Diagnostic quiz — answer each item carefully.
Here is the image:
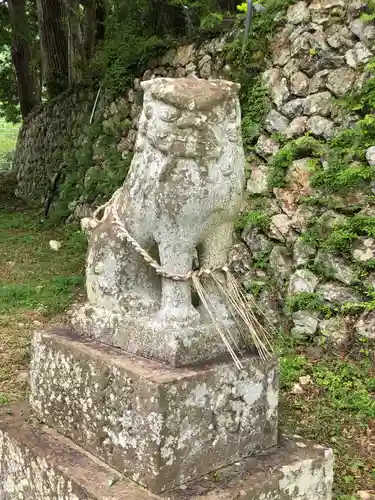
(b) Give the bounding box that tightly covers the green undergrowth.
[0,116,18,170]
[235,209,271,232]
[277,335,375,499]
[303,215,375,255]
[0,204,86,316]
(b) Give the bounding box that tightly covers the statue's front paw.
[155,306,200,327]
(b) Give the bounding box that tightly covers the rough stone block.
[30,328,278,494]
[72,304,243,367]
[0,405,334,500]
[0,404,157,500]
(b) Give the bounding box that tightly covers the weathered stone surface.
[291,310,320,338]
[319,316,349,347]
[255,135,280,159]
[314,251,358,285]
[285,116,308,138]
[281,98,306,119]
[291,205,316,232]
[345,42,372,68]
[283,58,301,78]
[290,71,310,97]
[307,115,335,139]
[352,237,375,262]
[326,67,357,97]
[315,210,346,237]
[288,270,319,295]
[265,109,290,134]
[269,246,294,286]
[173,45,195,67]
[229,243,252,277]
[287,1,310,24]
[268,214,297,243]
[262,68,290,108]
[274,158,314,216]
[355,310,375,339]
[164,437,334,499]
[350,18,375,46]
[294,238,316,267]
[309,70,329,93]
[0,405,334,500]
[310,0,345,11]
[366,146,375,166]
[241,226,273,260]
[0,404,158,500]
[304,92,333,116]
[246,162,269,194]
[317,282,363,305]
[326,25,355,49]
[30,328,279,494]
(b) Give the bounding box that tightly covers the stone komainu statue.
[73,77,249,365]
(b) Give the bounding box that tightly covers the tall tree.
[36,0,68,97]
[64,0,84,85]
[7,0,39,119]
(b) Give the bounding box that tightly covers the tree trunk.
[64,0,84,85]
[83,0,96,61]
[7,0,39,119]
[36,0,68,97]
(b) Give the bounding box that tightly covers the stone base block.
[71,304,243,366]
[0,404,158,500]
[0,405,334,500]
[30,328,278,494]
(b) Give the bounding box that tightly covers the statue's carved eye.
[145,105,153,120]
[160,109,180,123]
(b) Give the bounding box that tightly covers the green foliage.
[243,279,270,297]
[241,78,271,146]
[285,292,325,313]
[281,352,375,418]
[236,209,271,231]
[280,354,308,389]
[93,33,169,95]
[268,136,324,188]
[0,276,84,316]
[0,117,19,170]
[279,332,375,497]
[303,215,375,255]
[0,393,9,405]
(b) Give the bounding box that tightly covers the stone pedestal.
[0,405,334,500]
[30,328,278,493]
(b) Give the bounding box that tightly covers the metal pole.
[243,0,253,46]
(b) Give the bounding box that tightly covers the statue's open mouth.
[147,131,221,159]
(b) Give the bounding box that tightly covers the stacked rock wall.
[241,0,375,346]
[12,0,375,345]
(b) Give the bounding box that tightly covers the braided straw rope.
[93,189,222,282]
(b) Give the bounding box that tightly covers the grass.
[0,177,374,499]
[278,337,375,499]
[0,117,19,170]
[0,175,86,403]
